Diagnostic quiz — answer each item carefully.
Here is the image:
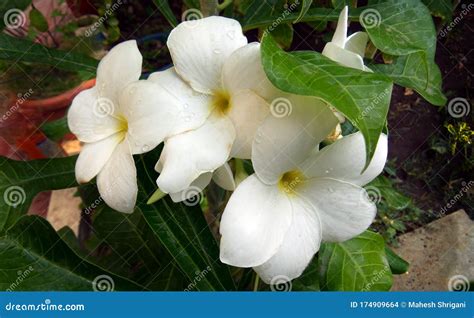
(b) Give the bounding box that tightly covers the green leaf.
[136,149,235,291]
[152,0,178,27]
[261,23,294,49]
[318,231,393,291]
[385,247,409,274]
[29,7,48,33]
[0,34,98,74]
[40,117,70,142]
[371,51,446,106]
[0,215,143,291]
[367,175,411,210]
[0,156,77,232]
[363,0,436,57]
[261,35,393,168]
[295,0,313,23]
[292,257,320,291]
[0,0,32,30]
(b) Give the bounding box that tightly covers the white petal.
[75,134,121,184]
[252,95,338,184]
[212,163,235,191]
[332,6,348,47]
[322,42,365,70]
[67,87,120,142]
[219,174,293,267]
[147,68,212,136]
[97,140,137,213]
[297,177,376,242]
[301,132,388,186]
[222,42,277,100]
[228,90,269,159]
[254,197,322,284]
[156,113,235,193]
[167,16,247,94]
[96,40,142,103]
[345,32,368,58]
[120,79,210,155]
[168,172,213,203]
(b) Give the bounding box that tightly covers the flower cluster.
[68,7,388,283]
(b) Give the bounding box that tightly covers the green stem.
[200,0,218,17]
[253,273,260,291]
[217,0,233,11]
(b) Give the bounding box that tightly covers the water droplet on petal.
[213,49,221,54]
[142,144,150,152]
[328,188,335,193]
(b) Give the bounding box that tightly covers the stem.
[217,0,233,11]
[253,273,260,291]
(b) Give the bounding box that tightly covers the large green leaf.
[318,231,393,291]
[0,34,98,74]
[294,0,313,23]
[292,257,320,291]
[371,51,446,106]
[385,247,409,274]
[152,0,178,27]
[363,0,436,57]
[136,149,235,291]
[0,0,32,29]
[422,0,453,23]
[0,215,142,291]
[0,156,77,232]
[261,35,393,167]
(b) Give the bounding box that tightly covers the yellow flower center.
[116,114,128,142]
[211,90,231,115]
[278,170,305,195]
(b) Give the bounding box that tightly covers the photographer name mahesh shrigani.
[408,301,467,309]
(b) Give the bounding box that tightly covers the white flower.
[219,132,388,283]
[322,6,370,71]
[68,40,206,213]
[149,16,276,197]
